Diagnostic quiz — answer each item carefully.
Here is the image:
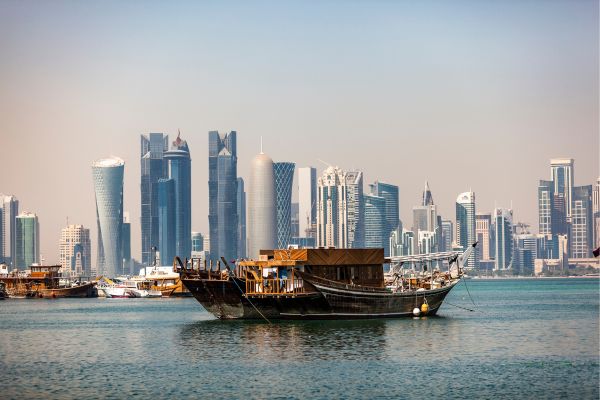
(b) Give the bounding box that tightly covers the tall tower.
[247,152,276,258]
[370,181,399,256]
[476,213,492,261]
[364,194,386,249]
[15,212,39,269]
[237,177,247,258]
[165,133,192,260]
[208,131,238,261]
[494,208,513,270]
[157,178,176,266]
[59,224,91,276]
[593,177,600,249]
[274,162,295,249]
[92,157,124,278]
[316,166,365,249]
[0,194,19,266]
[570,185,593,258]
[456,191,477,270]
[550,158,574,217]
[140,133,168,266]
[298,167,317,238]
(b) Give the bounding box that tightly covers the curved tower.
[274,162,295,249]
[248,152,276,258]
[92,157,124,278]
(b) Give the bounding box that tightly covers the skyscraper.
[165,133,192,260]
[121,212,131,275]
[191,232,204,252]
[15,212,39,269]
[247,151,276,258]
[412,182,438,254]
[364,194,386,249]
[538,180,554,235]
[317,166,365,249]
[157,178,176,266]
[237,177,247,258]
[140,133,168,265]
[422,181,434,206]
[456,191,477,270]
[494,208,513,270]
[92,157,124,278]
[274,162,295,249]
[298,167,317,238]
[0,194,19,266]
[593,177,600,249]
[441,220,453,252]
[570,185,593,258]
[369,181,399,256]
[59,224,91,276]
[208,131,238,261]
[550,158,574,217]
[476,213,492,261]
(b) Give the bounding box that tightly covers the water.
[1,278,598,399]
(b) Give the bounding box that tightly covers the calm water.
[1,278,598,399]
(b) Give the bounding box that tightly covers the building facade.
[140,133,169,266]
[164,133,192,260]
[92,157,124,278]
[247,152,277,258]
[208,131,238,261]
[122,212,132,275]
[0,194,19,266]
[59,224,91,276]
[369,181,399,256]
[298,167,317,238]
[456,191,477,270]
[550,158,574,217]
[570,185,593,258]
[15,212,40,269]
[494,208,513,270]
[274,162,295,249]
[364,194,386,249]
[476,213,492,261]
[157,178,176,266]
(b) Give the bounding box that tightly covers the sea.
[0,278,598,399]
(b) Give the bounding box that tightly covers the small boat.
[100,286,135,298]
[178,243,477,320]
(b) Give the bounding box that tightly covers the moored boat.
[178,243,477,320]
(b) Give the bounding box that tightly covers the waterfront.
[0,278,598,399]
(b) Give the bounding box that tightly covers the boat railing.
[245,278,305,296]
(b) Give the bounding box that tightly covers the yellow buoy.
[420,303,429,314]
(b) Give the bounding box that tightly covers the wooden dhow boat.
[177,243,477,320]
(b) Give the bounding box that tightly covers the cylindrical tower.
[92,157,124,278]
[248,152,276,258]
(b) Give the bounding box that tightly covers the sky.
[0,0,598,265]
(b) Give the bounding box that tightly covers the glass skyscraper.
[550,158,574,217]
[298,167,317,238]
[364,194,386,249]
[15,212,39,269]
[157,178,176,265]
[164,134,191,261]
[237,177,246,258]
[92,157,124,278]
[0,194,19,266]
[140,133,169,266]
[274,162,295,249]
[456,191,477,271]
[570,185,593,258]
[494,208,513,270]
[208,131,238,261]
[369,181,399,256]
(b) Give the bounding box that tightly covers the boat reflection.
[178,319,388,362]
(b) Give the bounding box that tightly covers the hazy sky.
[0,0,598,264]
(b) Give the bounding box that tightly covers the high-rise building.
[456,191,477,270]
[494,208,513,270]
[298,167,317,238]
[441,220,453,252]
[208,131,238,261]
[593,177,600,249]
[59,224,91,276]
[92,157,124,278]
[0,194,19,266]
[192,232,204,253]
[165,133,192,260]
[538,179,568,237]
[248,151,277,258]
[369,181,399,256]
[412,183,438,254]
[550,158,574,217]
[140,133,169,266]
[476,213,492,261]
[122,212,132,275]
[236,178,246,258]
[422,181,434,206]
[291,203,299,238]
[570,185,593,258]
[364,194,386,249]
[390,224,414,257]
[317,166,365,249]
[274,162,295,249]
[15,212,39,269]
[157,178,176,266]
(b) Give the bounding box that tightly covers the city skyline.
[0,1,598,264]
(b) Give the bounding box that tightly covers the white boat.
[101,286,134,298]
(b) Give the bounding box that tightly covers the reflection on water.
[0,279,598,399]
